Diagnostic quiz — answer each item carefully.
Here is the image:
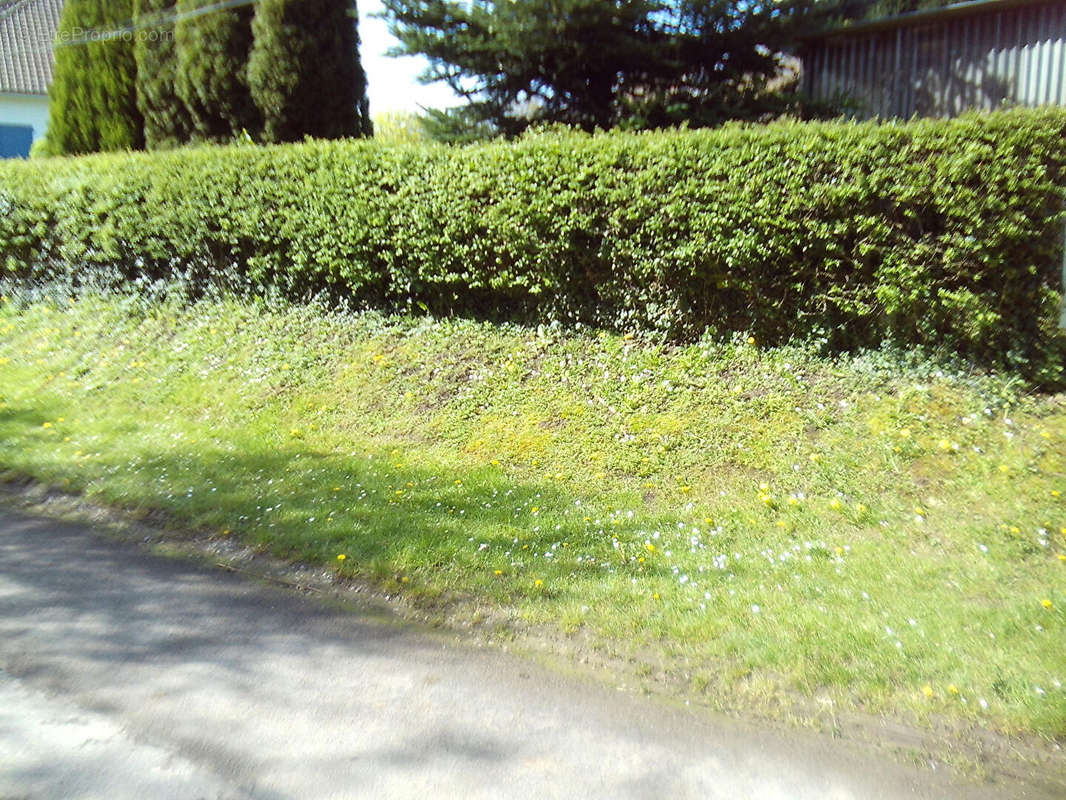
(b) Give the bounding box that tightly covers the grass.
[1,287,1064,743]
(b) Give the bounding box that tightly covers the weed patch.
[1,290,1064,741]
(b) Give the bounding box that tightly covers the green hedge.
[2,108,1065,383]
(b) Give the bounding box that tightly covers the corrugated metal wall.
[802,1,1066,118]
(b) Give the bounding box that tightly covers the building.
[0,0,62,157]
[801,0,1066,119]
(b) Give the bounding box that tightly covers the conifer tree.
[45,0,144,154]
[381,0,858,132]
[174,0,261,142]
[133,0,191,149]
[248,0,372,142]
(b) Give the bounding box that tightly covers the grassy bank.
[1,289,1064,740]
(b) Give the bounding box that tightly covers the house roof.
[0,0,62,95]
[804,0,1057,42]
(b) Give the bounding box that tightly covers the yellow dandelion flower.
[922,685,935,699]
[494,570,503,576]
[41,421,52,428]
[999,464,1010,473]
[1041,598,1053,609]
[646,543,656,553]
[1009,525,1021,535]
[336,554,346,561]
[948,684,959,695]
[534,579,543,587]
[829,498,843,510]
[653,592,661,600]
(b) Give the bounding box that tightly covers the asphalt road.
[0,505,1048,799]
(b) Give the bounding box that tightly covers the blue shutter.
[0,125,34,158]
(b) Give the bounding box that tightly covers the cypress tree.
[45,0,144,155]
[174,0,261,142]
[133,0,191,149]
[248,0,372,142]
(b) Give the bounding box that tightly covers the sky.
[359,0,462,115]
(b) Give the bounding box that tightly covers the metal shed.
[800,0,1066,119]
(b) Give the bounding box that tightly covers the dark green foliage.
[248,0,372,142]
[3,109,1065,384]
[44,0,144,155]
[381,0,657,133]
[174,0,261,142]
[858,0,955,17]
[417,106,496,144]
[380,0,848,133]
[134,0,191,150]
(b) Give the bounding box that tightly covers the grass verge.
[1,289,1064,745]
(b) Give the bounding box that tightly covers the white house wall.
[0,93,50,143]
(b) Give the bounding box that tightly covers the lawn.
[1,288,1064,743]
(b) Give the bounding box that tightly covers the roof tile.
[0,0,63,95]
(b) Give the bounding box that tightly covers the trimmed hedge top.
[2,108,1065,383]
